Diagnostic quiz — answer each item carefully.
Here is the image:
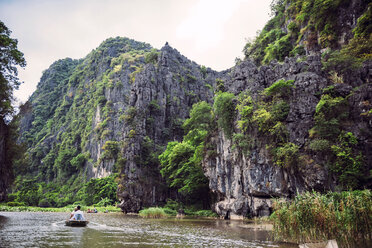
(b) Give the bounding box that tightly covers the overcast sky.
[0,0,272,104]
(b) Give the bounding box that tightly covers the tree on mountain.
[0,20,26,119]
[159,101,213,207]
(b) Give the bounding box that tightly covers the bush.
[16,179,41,206]
[331,132,364,189]
[215,78,225,92]
[7,202,26,207]
[7,193,17,202]
[274,142,299,167]
[164,199,182,211]
[269,122,288,143]
[253,108,272,133]
[213,92,236,138]
[232,133,252,156]
[322,35,372,76]
[120,106,137,125]
[70,153,86,169]
[236,91,254,132]
[271,100,290,121]
[263,34,293,63]
[144,49,159,64]
[309,139,330,151]
[163,208,177,216]
[38,199,51,208]
[96,197,113,207]
[139,207,168,218]
[264,79,294,98]
[102,140,119,159]
[183,101,213,133]
[81,175,118,206]
[312,94,348,140]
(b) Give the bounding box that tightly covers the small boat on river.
[65,220,89,227]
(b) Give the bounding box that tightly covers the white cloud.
[176,0,246,51]
[0,0,271,104]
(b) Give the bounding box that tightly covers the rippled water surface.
[0,212,296,247]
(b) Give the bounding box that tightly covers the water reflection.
[0,212,296,248]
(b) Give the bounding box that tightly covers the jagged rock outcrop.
[116,43,221,212]
[17,37,222,211]
[203,55,372,218]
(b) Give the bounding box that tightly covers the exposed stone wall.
[117,44,222,212]
[203,56,372,218]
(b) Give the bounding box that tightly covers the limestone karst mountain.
[10,0,371,217]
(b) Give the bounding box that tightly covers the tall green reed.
[271,190,371,247]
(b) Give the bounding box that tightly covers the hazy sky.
[0,0,272,104]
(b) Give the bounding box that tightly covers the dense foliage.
[0,21,26,118]
[308,87,368,189]
[243,0,371,66]
[0,21,25,202]
[234,80,296,167]
[159,101,213,205]
[271,190,372,246]
[8,175,118,207]
[213,92,236,138]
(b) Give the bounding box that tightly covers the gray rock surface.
[203,55,372,218]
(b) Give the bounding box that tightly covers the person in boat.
[93,207,97,213]
[70,207,77,219]
[70,206,85,221]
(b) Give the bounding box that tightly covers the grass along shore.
[139,207,218,218]
[0,204,121,213]
[0,203,218,218]
[270,190,372,247]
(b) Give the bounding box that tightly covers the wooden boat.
[299,240,338,248]
[65,220,89,227]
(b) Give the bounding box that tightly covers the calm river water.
[0,212,296,248]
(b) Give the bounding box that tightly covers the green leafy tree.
[16,179,41,206]
[81,175,118,206]
[0,21,26,118]
[183,101,214,145]
[159,102,213,205]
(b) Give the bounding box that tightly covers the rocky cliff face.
[113,43,221,212]
[18,37,221,211]
[0,119,12,201]
[203,56,372,219]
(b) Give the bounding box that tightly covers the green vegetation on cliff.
[11,37,155,206]
[244,0,371,66]
[159,101,213,205]
[8,175,118,207]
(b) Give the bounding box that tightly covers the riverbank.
[0,204,121,213]
[139,206,219,218]
[0,204,219,218]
